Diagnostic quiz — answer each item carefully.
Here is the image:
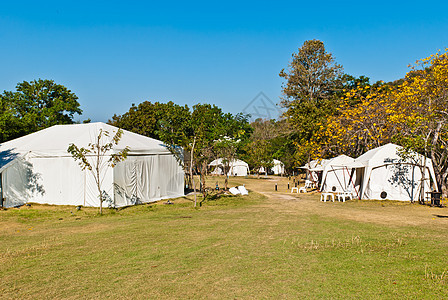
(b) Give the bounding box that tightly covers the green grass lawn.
[1,177,447,299]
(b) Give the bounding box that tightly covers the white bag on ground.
[229,187,241,195]
[238,186,248,195]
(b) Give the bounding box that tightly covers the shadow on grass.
[433,214,448,218]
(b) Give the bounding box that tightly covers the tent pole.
[84,169,86,206]
[345,166,360,200]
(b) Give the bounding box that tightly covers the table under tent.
[209,158,249,176]
[0,122,184,208]
[320,144,438,201]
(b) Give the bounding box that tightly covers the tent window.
[380,191,387,199]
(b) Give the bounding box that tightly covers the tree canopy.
[279,39,344,164]
[0,79,82,142]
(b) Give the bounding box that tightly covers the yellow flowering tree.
[321,50,448,197]
[391,51,448,197]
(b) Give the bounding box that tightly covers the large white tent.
[209,158,249,176]
[320,155,355,193]
[346,143,438,201]
[0,123,184,208]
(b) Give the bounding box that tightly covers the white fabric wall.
[272,164,284,175]
[1,154,182,208]
[13,157,113,207]
[113,154,184,207]
[362,164,430,201]
[321,168,353,193]
[2,159,30,207]
[29,157,85,206]
[229,165,248,176]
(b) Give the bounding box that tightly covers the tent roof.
[273,159,284,166]
[324,154,355,168]
[347,143,431,168]
[356,143,398,163]
[0,122,170,161]
[301,159,331,171]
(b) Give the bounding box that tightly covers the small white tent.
[320,155,355,193]
[0,123,184,208]
[258,159,285,175]
[209,158,249,176]
[300,159,331,187]
[272,159,285,175]
[347,143,438,201]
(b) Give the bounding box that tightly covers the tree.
[318,81,395,158]
[268,119,296,174]
[243,119,277,176]
[109,101,190,141]
[157,103,224,206]
[279,40,343,164]
[190,104,231,203]
[214,113,251,188]
[67,129,129,214]
[0,79,82,142]
[391,51,448,197]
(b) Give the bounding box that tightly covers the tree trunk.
[190,138,197,207]
[441,172,448,198]
[223,164,229,190]
[97,182,103,215]
[96,139,103,215]
[201,161,207,199]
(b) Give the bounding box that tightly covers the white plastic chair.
[304,180,315,189]
[320,193,335,202]
[336,188,354,202]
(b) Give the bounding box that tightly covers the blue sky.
[1,1,448,122]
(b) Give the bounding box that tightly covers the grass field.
[1,176,447,299]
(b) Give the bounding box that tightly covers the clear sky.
[1,1,448,122]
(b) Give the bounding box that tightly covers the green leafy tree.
[0,79,82,141]
[190,104,229,202]
[157,103,222,206]
[269,119,296,174]
[214,113,251,188]
[67,129,130,214]
[243,119,275,176]
[109,101,190,141]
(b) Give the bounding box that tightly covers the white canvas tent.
[345,143,438,201]
[258,159,285,175]
[209,158,249,176]
[0,123,184,208]
[300,159,331,187]
[272,159,285,175]
[320,155,355,193]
